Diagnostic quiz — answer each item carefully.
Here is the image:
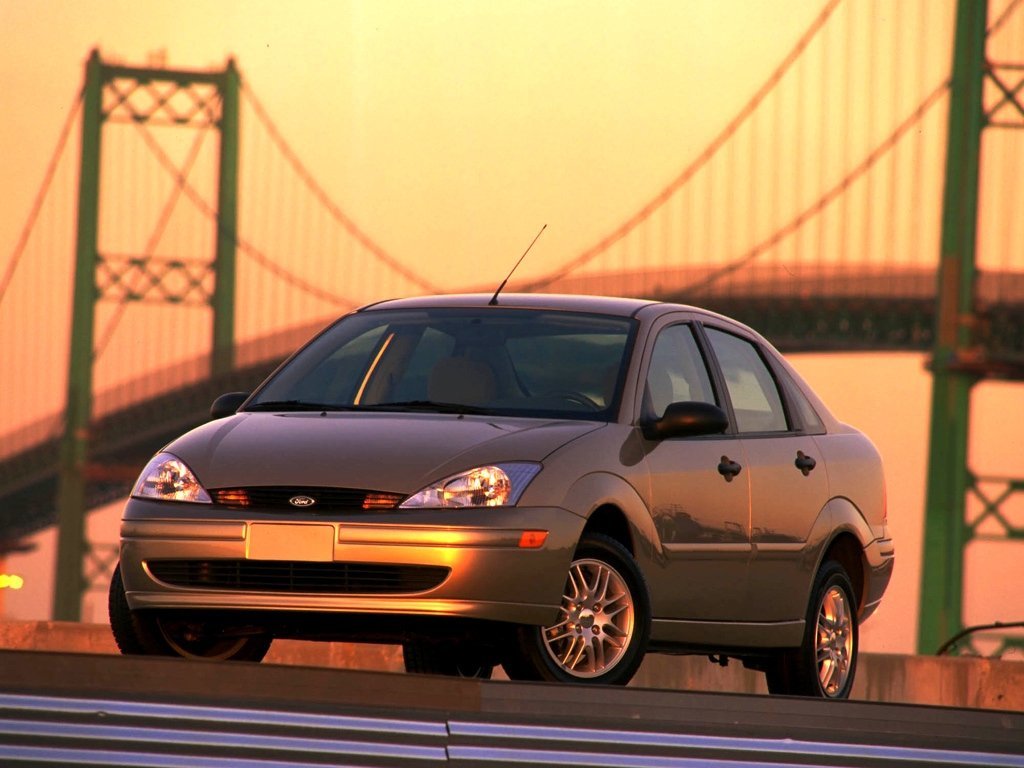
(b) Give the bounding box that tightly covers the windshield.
[248,307,636,420]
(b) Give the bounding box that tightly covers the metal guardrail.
[443,718,1024,767]
[2,687,1024,767]
[0,693,448,767]
[2,675,1024,765]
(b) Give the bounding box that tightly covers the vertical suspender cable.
[863,0,879,268]
[884,0,900,291]
[794,41,806,268]
[748,102,758,277]
[839,0,853,267]
[910,0,927,267]
[817,12,829,294]
[770,68,782,277]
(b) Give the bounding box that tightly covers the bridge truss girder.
[54,50,240,621]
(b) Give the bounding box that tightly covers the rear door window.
[704,327,788,434]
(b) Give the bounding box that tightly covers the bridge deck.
[3,269,1023,544]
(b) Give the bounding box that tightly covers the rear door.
[702,325,830,622]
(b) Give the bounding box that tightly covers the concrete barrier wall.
[1,620,1020,712]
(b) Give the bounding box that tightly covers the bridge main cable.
[523,0,843,292]
[681,79,950,297]
[0,91,82,306]
[241,83,443,296]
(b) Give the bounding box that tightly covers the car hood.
[166,411,604,494]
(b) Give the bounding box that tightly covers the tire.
[766,560,858,698]
[402,639,494,679]
[502,533,650,685]
[108,561,272,662]
[109,562,163,656]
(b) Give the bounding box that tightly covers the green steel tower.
[53,50,240,621]
[919,0,1024,654]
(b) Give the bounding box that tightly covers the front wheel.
[503,533,650,685]
[766,560,858,698]
[108,562,272,662]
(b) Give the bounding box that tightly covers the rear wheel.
[402,639,494,679]
[502,533,650,685]
[108,562,272,662]
[766,560,858,698]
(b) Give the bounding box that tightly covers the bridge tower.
[54,50,240,620]
[919,0,1024,653]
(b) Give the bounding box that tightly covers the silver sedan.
[110,293,894,698]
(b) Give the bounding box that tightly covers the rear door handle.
[718,456,742,482]
[795,450,817,476]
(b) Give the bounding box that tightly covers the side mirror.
[641,401,729,440]
[210,392,250,420]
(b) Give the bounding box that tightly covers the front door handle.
[718,456,742,482]
[795,450,817,476]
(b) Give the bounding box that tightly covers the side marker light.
[518,530,548,549]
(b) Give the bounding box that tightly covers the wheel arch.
[582,504,635,555]
[561,471,659,562]
[820,531,867,616]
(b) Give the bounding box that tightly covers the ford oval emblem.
[289,495,316,508]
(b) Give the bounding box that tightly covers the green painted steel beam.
[212,59,240,376]
[54,50,104,621]
[100,62,226,87]
[52,50,241,621]
[918,0,988,655]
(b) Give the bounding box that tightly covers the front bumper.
[118,498,585,628]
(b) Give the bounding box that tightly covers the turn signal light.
[518,530,548,549]
[214,489,250,507]
[363,492,404,510]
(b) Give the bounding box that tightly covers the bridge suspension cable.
[681,80,950,297]
[93,122,212,362]
[0,92,82,306]
[989,0,1024,35]
[240,84,442,295]
[123,104,362,309]
[524,0,843,291]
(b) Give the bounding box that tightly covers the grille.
[148,560,450,594]
[209,487,405,512]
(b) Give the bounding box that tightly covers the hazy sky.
[0,0,828,284]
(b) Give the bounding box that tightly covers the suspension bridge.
[0,0,1021,654]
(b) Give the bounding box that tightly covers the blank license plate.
[248,524,334,562]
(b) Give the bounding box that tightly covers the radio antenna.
[489,224,547,306]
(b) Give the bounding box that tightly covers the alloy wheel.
[541,557,635,678]
[815,585,853,696]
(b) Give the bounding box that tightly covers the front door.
[639,322,751,621]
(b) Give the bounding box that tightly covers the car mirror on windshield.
[641,401,729,440]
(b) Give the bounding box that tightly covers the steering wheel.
[548,391,602,410]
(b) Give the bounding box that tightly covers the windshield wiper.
[244,400,352,412]
[364,400,491,415]
[246,399,492,415]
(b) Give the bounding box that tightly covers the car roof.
[361,293,682,317]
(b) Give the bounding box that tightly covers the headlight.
[400,462,541,509]
[132,452,212,503]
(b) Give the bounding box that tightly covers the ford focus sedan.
[110,293,893,698]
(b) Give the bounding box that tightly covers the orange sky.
[2,1,1023,656]
[0,0,831,285]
